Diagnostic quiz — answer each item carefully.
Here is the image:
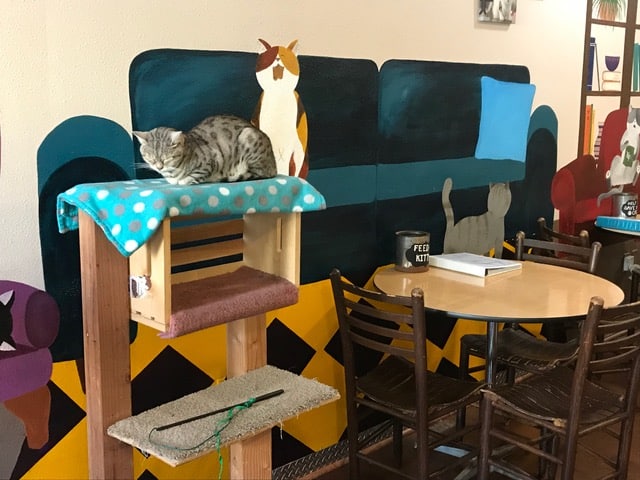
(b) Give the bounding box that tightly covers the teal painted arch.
[37,115,134,192]
[528,105,558,142]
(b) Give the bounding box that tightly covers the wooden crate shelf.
[129,214,301,336]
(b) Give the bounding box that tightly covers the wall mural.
[253,39,309,178]
[3,42,558,479]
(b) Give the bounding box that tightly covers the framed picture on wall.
[478,0,517,24]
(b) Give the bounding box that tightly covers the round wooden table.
[374,261,625,384]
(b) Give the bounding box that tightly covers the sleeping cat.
[0,290,16,351]
[442,177,511,258]
[253,39,309,178]
[133,115,277,185]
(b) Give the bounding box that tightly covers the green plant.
[593,0,627,21]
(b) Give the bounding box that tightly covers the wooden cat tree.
[58,176,335,479]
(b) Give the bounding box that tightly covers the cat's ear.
[287,40,299,53]
[0,290,15,309]
[133,131,149,145]
[258,38,272,53]
[169,131,184,146]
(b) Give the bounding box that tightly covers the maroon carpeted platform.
[163,266,298,338]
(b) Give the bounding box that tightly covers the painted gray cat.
[133,115,277,185]
[442,177,511,258]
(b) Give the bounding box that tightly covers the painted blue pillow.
[475,76,536,162]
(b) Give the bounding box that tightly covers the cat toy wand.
[154,389,285,432]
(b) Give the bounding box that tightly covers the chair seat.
[482,366,625,429]
[358,356,482,416]
[462,328,578,372]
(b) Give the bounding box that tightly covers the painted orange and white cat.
[253,39,309,178]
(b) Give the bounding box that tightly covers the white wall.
[0,0,586,288]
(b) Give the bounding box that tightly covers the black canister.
[395,230,430,272]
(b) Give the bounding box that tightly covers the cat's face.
[133,128,185,180]
[255,39,300,92]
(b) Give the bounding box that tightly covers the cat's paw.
[166,177,179,185]
[178,177,197,185]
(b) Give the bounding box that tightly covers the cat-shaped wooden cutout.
[598,106,640,206]
[0,290,16,351]
[253,39,309,178]
[442,177,511,259]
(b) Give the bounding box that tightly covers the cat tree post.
[78,211,133,479]
[225,212,301,479]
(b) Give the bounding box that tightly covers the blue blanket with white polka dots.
[57,175,326,257]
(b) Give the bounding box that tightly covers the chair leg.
[615,416,635,479]
[539,427,558,480]
[477,395,493,480]
[345,397,360,480]
[392,419,403,467]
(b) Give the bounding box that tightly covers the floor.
[304,384,640,479]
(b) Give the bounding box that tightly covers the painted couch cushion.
[475,76,536,162]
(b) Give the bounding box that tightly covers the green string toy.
[148,389,284,479]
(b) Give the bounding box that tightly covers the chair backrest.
[515,230,602,273]
[329,268,427,396]
[536,217,590,248]
[565,297,640,443]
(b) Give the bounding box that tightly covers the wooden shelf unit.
[78,210,302,479]
[579,0,640,157]
[129,214,300,334]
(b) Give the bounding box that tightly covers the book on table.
[429,252,522,277]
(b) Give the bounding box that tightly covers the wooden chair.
[521,225,601,342]
[536,216,590,249]
[457,231,602,427]
[478,296,640,480]
[329,268,482,479]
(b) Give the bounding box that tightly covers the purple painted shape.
[0,348,52,402]
[0,281,59,348]
[0,281,59,401]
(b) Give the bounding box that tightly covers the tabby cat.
[0,290,16,351]
[442,177,511,258]
[133,115,277,185]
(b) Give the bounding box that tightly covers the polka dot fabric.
[57,175,326,257]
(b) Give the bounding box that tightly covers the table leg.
[79,212,132,479]
[484,321,499,386]
[476,320,500,480]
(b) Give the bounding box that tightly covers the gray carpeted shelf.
[107,365,340,467]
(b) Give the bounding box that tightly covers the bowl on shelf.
[605,55,621,71]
